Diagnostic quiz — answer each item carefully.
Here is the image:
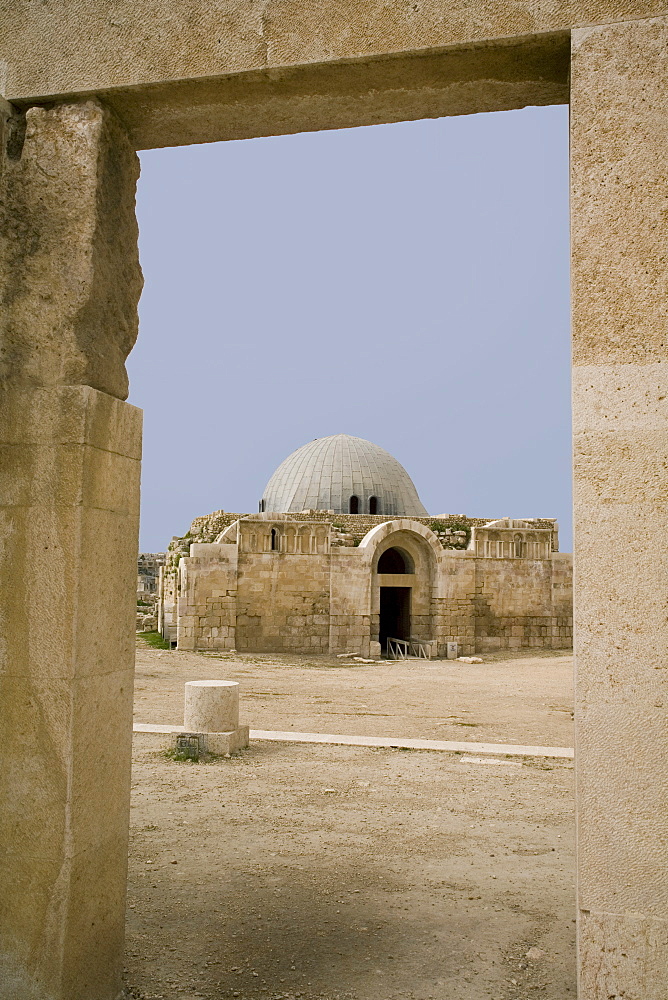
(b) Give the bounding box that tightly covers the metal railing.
[386,637,434,660]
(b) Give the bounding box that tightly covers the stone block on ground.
[172,727,250,757]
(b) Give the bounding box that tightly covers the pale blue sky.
[128,104,571,552]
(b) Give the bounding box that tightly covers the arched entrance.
[360,521,442,656]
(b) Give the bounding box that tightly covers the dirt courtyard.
[125,648,575,1000]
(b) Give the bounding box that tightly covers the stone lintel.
[7,32,569,151]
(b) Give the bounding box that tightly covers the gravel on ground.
[125,647,575,1000]
[133,647,574,748]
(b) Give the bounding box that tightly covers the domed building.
[158,436,572,659]
[259,434,428,517]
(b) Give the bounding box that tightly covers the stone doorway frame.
[379,585,412,649]
[1,8,667,999]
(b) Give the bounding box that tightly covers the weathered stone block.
[0,102,142,401]
[0,385,140,1000]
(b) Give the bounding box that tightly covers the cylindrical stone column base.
[184,680,239,732]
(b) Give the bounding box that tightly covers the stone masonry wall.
[432,553,477,656]
[189,510,560,550]
[473,557,573,653]
[235,551,331,653]
[329,548,373,656]
[177,545,238,652]
[168,518,571,657]
[159,566,178,645]
[551,553,573,619]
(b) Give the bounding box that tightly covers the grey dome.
[260,434,428,516]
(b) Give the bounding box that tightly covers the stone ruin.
[2,6,666,998]
[136,552,165,631]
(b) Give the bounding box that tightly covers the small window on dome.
[349,495,359,514]
[369,496,378,514]
[270,527,279,551]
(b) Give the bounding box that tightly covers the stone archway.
[2,11,667,999]
[359,519,441,653]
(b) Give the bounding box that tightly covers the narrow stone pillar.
[571,18,668,999]
[0,100,142,999]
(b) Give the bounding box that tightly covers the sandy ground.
[125,648,575,1000]
[133,647,574,748]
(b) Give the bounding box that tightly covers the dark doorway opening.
[379,587,411,651]
[349,495,359,514]
[378,547,412,574]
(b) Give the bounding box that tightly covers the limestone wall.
[473,555,572,653]
[177,544,238,652]
[329,548,373,656]
[235,559,330,653]
[429,550,572,656]
[189,509,560,550]
[158,565,179,646]
[137,552,165,595]
[235,553,331,654]
[551,553,574,620]
[168,517,572,656]
[432,552,478,656]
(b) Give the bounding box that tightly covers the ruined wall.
[551,553,573,620]
[432,552,478,657]
[234,554,330,653]
[473,556,573,653]
[189,509,559,549]
[173,517,572,656]
[467,523,572,652]
[329,548,372,656]
[177,544,238,652]
[234,519,331,653]
[158,565,178,645]
[137,552,165,595]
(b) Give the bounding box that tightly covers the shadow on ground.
[125,737,576,1000]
